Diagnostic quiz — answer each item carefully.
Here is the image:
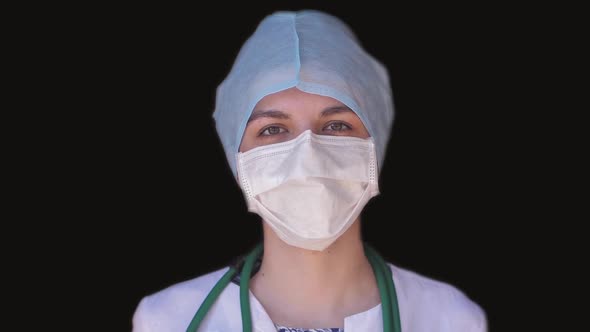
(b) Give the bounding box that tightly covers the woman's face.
[239,88,370,152]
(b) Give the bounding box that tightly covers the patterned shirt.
[275,326,343,332]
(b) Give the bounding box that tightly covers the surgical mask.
[236,130,379,251]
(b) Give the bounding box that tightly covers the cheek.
[359,121,371,137]
[353,120,370,138]
[360,127,370,138]
[239,129,260,153]
[238,138,251,153]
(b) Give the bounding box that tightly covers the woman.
[132,9,487,331]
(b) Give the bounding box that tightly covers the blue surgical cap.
[213,10,395,177]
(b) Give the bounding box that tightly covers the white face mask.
[236,130,379,251]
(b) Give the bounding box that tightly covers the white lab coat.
[132,263,487,331]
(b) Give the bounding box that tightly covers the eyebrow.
[247,109,291,123]
[247,105,354,123]
[320,106,354,117]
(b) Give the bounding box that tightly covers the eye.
[323,121,352,132]
[259,125,287,136]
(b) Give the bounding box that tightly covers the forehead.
[253,88,347,114]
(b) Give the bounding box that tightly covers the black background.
[46,2,556,331]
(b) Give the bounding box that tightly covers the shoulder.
[389,263,488,332]
[132,267,230,332]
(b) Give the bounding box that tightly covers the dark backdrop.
[64,2,545,331]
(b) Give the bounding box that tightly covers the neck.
[250,218,380,328]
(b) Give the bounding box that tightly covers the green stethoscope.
[186,242,402,332]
